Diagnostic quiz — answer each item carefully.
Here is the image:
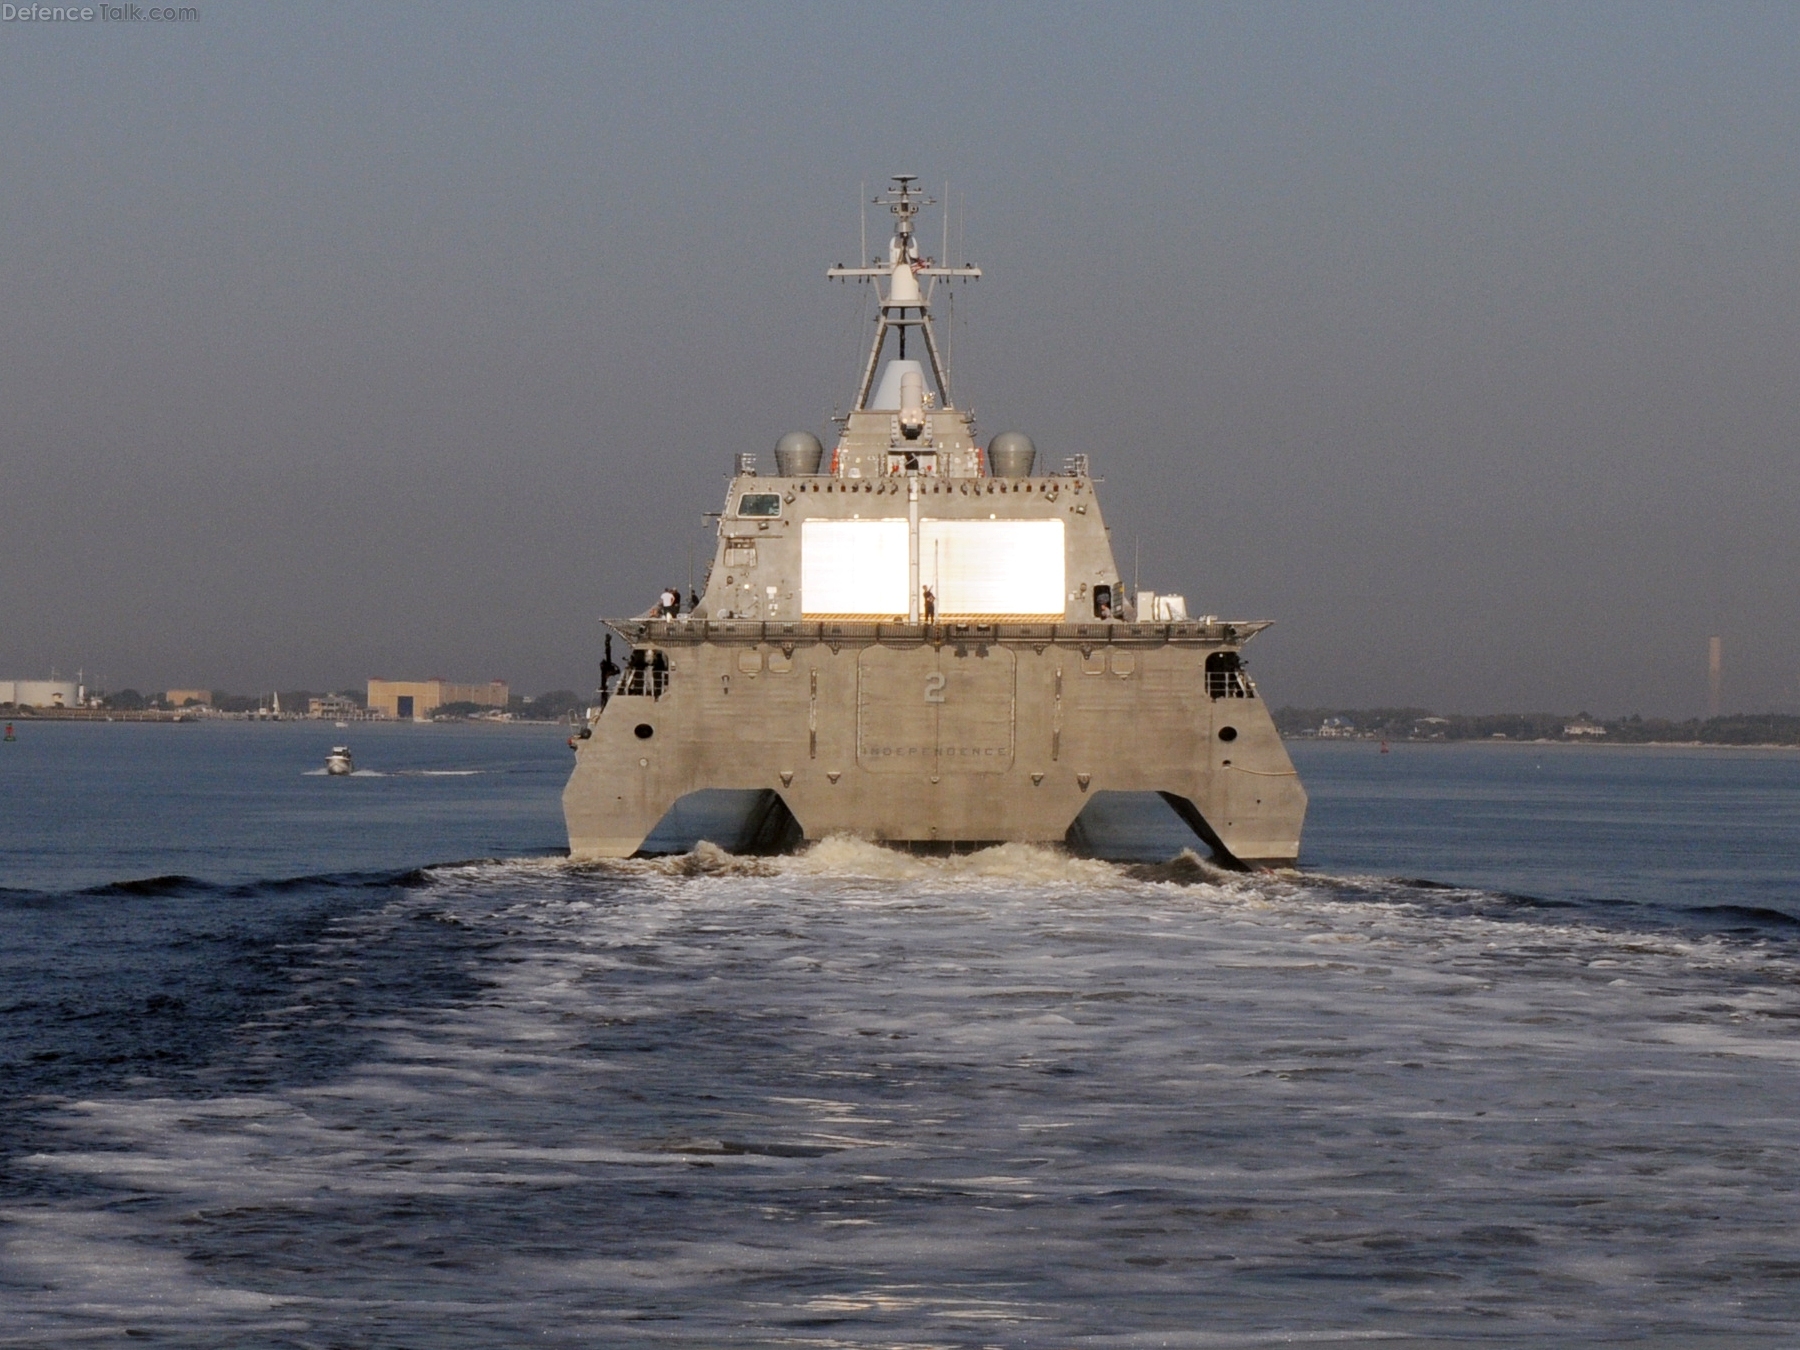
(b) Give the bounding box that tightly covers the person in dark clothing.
[597,635,621,709]
[922,586,936,624]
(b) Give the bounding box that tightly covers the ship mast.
[828,175,980,410]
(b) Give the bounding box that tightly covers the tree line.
[1274,707,1800,745]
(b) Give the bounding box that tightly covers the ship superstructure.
[564,177,1305,865]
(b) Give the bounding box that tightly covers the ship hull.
[563,620,1304,867]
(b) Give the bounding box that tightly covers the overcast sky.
[2,2,1796,715]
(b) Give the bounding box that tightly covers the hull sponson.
[563,619,1305,866]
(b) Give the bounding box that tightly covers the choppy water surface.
[2,728,1798,1346]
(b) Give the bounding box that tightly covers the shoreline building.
[164,689,212,709]
[367,678,508,721]
[1,679,80,708]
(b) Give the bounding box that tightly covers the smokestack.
[1707,636,1722,719]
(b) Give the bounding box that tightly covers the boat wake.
[530,835,1800,937]
[299,768,486,778]
[7,841,1800,1345]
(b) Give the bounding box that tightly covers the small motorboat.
[325,746,354,776]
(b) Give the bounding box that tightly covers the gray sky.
[2,2,1796,716]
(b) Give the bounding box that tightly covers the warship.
[564,177,1305,866]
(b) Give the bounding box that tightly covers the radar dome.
[773,431,824,476]
[986,432,1036,478]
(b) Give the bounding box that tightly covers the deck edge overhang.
[603,618,1275,648]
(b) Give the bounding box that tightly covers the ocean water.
[2,724,1799,1347]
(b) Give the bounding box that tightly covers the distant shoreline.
[0,709,573,727]
[1,708,197,723]
[1278,707,1800,751]
[9,709,1792,749]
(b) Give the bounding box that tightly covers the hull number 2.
[924,672,946,703]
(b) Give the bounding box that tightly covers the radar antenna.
[828,175,979,410]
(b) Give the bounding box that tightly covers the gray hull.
[564,617,1304,867]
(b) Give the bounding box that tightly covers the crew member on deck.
[598,636,621,709]
[922,585,936,624]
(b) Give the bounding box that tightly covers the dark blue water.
[3,724,1798,1347]
[1295,740,1800,923]
[1,719,568,891]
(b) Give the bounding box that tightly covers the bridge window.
[738,493,781,517]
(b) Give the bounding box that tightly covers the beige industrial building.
[367,678,508,721]
[164,689,212,708]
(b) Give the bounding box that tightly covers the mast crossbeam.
[842,176,979,412]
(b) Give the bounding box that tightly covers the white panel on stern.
[801,519,910,617]
[921,519,1065,617]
